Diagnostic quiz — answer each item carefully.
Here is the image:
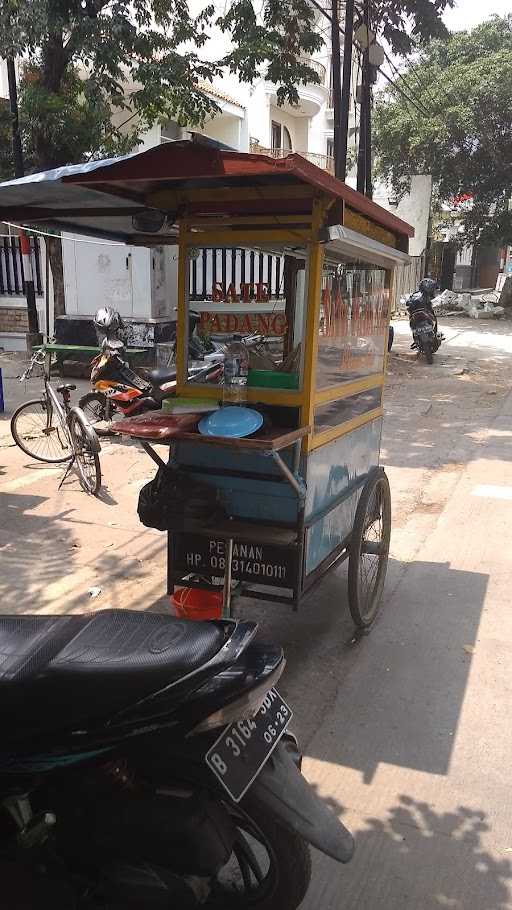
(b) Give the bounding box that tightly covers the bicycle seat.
[57,383,77,393]
[146,368,177,386]
[0,610,227,740]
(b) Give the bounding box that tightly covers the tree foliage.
[0,0,323,175]
[371,0,453,56]
[374,15,512,246]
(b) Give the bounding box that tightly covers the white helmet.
[94,307,122,334]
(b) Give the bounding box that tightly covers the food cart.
[0,139,413,629]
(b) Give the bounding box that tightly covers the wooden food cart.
[0,140,414,629]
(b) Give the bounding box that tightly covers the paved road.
[1,321,512,908]
[302,322,512,909]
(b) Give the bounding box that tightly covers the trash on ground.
[88,586,102,598]
[431,289,504,319]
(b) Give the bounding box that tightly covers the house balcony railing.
[265,57,328,116]
[249,142,335,176]
[300,56,327,85]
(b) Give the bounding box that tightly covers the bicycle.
[10,348,102,495]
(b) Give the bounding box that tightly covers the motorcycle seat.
[57,384,77,393]
[146,367,177,386]
[0,610,227,737]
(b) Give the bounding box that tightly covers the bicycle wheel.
[78,391,120,435]
[79,391,109,424]
[348,468,391,629]
[11,398,71,463]
[68,411,101,495]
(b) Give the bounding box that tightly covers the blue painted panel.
[201,473,298,522]
[305,487,359,574]
[173,444,299,523]
[305,418,382,521]
[174,442,295,475]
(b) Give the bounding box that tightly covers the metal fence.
[249,140,335,175]
[0,235,43,296]
[189,247,286,301]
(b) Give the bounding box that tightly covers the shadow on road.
[0,486,165,615]
[304,794,511,909]
[383,339,512,471]
[299,557,488,782]
[231,554,489,786]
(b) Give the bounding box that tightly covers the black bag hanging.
[137,465,227,531]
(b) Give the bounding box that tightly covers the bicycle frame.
[44,379,68,432]
[15,346,101,494]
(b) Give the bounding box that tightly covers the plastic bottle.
[223,336,249,406]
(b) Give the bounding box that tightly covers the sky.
[443,0,510,31]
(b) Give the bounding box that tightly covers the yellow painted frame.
[314,373,384,405]
[309,407,384,451]
[173,188,396,453]
[148,184,317,209]
[176,213,321,405]
[182,228,312,247]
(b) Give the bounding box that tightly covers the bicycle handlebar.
[18,349,47,383]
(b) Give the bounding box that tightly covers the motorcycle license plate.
[205,689,292,802]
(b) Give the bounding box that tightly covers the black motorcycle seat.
[56,383,77,393]
[147,367,177,386]
[0,610,226,737]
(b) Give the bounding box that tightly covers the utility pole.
[6,56,40,339]
[331,0,343,179]
[338,0,355,181]
[356,0,371,196]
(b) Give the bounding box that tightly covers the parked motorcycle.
[79,308,265,427]
[79,309,223,426]
[79,341,222,426]
[0,609,354,908]
[406,277,444,364]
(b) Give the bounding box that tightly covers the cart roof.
[0,140,414,244]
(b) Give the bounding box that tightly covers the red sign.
[211,282,270,303]
[199,311,288,336]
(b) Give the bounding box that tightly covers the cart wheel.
[348,467,391,630]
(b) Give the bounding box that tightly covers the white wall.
[268,105,309,152]
[374,176,433,257]
[0,60,8,99]
[62,235,152,319]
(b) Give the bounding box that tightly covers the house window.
[271,121,281,150]
[271,121,293,152]
[326,138,335,159]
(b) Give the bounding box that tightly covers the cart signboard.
[173,534,298,587]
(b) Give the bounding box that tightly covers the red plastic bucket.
[170,587,223,621]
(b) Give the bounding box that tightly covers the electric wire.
[307,0,433,118]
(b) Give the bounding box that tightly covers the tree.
[374,15,512,247]
[0,0,323,312]
[370,0,453,56]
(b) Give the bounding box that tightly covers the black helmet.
[419,277,437,297]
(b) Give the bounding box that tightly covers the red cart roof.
[0,140,413,244]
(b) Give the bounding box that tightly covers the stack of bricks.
[0,307,29,334]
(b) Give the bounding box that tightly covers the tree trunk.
[47,235,65,317]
